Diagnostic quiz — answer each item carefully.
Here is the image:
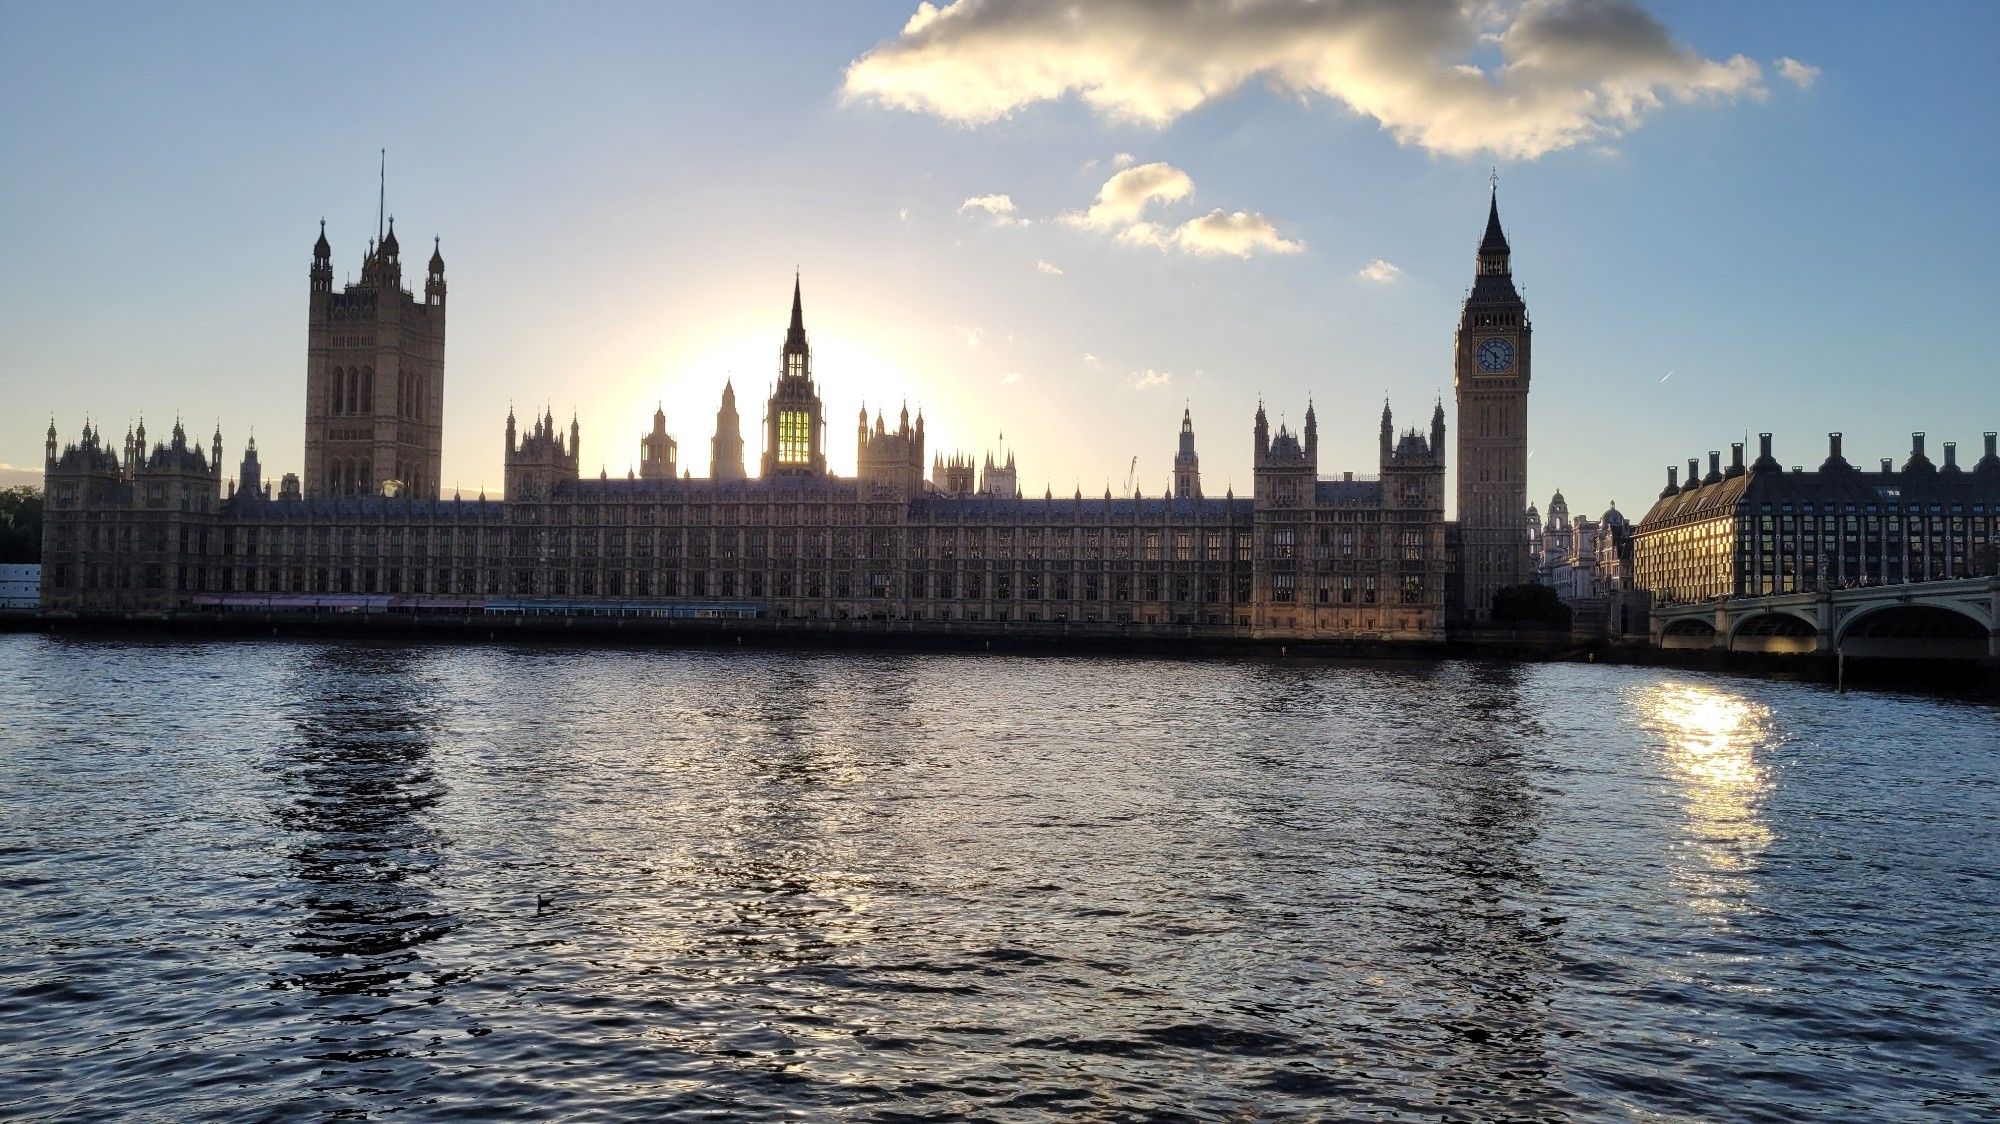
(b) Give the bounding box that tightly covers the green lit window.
[777,410,810,464]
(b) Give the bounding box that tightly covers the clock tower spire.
[1453,181,1532,622]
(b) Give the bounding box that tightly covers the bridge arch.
[1729,611,1820,654]
[1659,616,1719,649]
[1835,603,1991,659]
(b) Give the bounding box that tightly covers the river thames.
[1,635,1995,1120]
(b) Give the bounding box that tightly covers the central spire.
[784,271,808,357]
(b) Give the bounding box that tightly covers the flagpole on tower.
[377,148,386,245]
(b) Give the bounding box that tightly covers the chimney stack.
[1912,432,1925,459]
[1728,442,1744,477]
[1943,441,1958,470]
[1662,464,1679,497]
[1829,432,1842,460]
[1760,433,1773,459]
[1987,432,1998,459]
[1705,450,1722,484]
[1881,459,1893,473]
[1686,458,1700,490]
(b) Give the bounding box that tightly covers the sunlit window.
[777,410,810,464]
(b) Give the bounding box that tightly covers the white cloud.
[1059,162,1300,257]
[959,193,1024,224]
[1066,161,1194,228]
[845,0,1769,160]
[898,206,911,221]
[961,326,984,347]
[1113,152,1136,168]
[1775,57,1820,89]
[1129,368,1173,390]
[1357,258,1404,283]
[1000,371,1022,385]
[1171,210,1304,257]
[1035,258,1064,274]
[1115,220,1168,248]
[1082,352,1101,367]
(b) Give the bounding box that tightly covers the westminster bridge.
[1652,575,2000,660]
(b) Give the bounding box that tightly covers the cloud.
[1775,57,1820,89]
[1357,258,1404,282]
[1035,258,1064,274]
[1171,210,1304,257]
[1058,162,1301,256]
[1000,371,1022,385]
[845,0,1768,159]
[1129,368,1173,390]
[1082,352,1101,367]
[959,193,1025,225]
[961,325,984,347]
[1066,161,1193,228]
[898,206,911,221]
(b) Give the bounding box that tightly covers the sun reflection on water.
[1638,683,1777,910]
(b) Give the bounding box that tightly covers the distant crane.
[1123,456,1139,497]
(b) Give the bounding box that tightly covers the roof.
[1479,190,1510,256]
[1314,478,1381,504]
[228,495,506,521]
[1637,461,2000,532]
[908,494,1252,523]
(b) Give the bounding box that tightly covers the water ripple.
[1,637,1996,1120]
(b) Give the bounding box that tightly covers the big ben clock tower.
[1454,185,1532,622]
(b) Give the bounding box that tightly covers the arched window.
[346,371,358,414]
[361,368,374,414]
[332,368,345,415]
[360,460,371,494]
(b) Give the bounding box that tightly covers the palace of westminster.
[39,194,1546,638]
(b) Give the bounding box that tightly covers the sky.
[2,1,1996,516]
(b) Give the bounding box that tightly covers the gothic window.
[332,368,346,415]
[361,369,374,414]
[777,410,810,464]
[346,372,359,415]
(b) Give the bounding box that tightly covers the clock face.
[1477,337,1515,373]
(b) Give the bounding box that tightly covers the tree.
[1490,582,1572,631]
[0,486,43,564]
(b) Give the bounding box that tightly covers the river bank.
[8,608,1995,698]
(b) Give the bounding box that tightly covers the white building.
[0,564,40,611]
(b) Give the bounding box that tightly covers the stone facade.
[40,218,1473,641]
[1530,490,1647,636]
[304,220,446,500]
